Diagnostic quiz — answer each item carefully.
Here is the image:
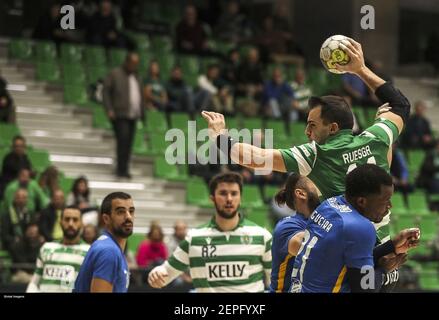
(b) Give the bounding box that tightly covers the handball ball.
[320,35,350,74]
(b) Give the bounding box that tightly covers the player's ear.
[294,188,307,200]
[355,197,367,211]
[329,122,339,133]
[209,195,215,204]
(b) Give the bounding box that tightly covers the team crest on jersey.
[240,235,253,245]
[206,237,212,245]
[328,197,352,213]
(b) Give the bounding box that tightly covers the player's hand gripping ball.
[320,35,350,74]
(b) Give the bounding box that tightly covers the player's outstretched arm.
[201,111,287,172]
[336,38,410,133]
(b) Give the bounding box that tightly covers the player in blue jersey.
[74,192,134,293]
[270,173,320,292]
[291,164,420,293]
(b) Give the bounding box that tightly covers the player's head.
[61,206,83,241]
[345,164,393,223]
[101,192,135,238]
[275,173,320,217]
[209,172,243,220]
[124,52,139,74]
[306,96,354,144]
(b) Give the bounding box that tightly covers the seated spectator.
[136,223,168,268]
[417,141,439,195]
[262,67,298,121]
[236,48,264,116]
[272,2,303,58]
[0,135,33,199]
[175,5,209,55]
[165,65,195,114]
[3,169,49,214]
[342,72,380,108]
[67,176,98,226]
[143,61,168,111]
[0,76,15,123]
[38,166,60,198]
[290,68,313,121]
[38,189,65,242]
[221,49,240,87]
[215,1,253,44]
[401,101,435,150]
[1,189,35,252]
[32,3,71,46]
[197,64,234,115]
[165,220,188,254]
[9,223,45,283]
[86,0,126,48]
[253,16,288,64]
[82,223,99,245]
[390,143,414,204]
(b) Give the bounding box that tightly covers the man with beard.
[26,206,89,292]
[148,172,272,292]
[270,173,321,292]
[74,192,134,293]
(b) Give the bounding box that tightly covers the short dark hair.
[345,164,393,199]
[275,173,302,210]
[308,95,354,130]
[61,205,81,219]
[13,135,26,144]
[100,192,132,215]
[209,172,243,196]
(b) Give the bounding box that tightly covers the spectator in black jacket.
[0,76,15,123]
[38,189,65,242]
[401,101,435,150]
[0,135,32,199]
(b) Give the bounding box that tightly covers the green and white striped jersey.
[167,216,272,293]
[27,241,90,292]
[279,118,400,240]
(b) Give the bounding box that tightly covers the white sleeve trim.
[291,147,312,175]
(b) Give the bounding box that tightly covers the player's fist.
[378,253,408,272]
[392,228,421,254]
[201,111,227,140]
[148,265,169,288]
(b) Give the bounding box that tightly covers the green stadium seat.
[63,65,86,85]
[199,57,220,73]
[418,216,438,241]
[84,46,106,67]
[170,112,190,132]
[395,215,417,231]
[290,123,307,144]
[246,207,272,230]
[265,119,288,138]
[64,84,89,105]
[156,53,176,78]
[60,43,84,64]
[87,66,108,84]
[109,48,127,68]
[133,127,148,156]
[92,107,111,130]
[8,38,33,61]
[36,62,61,83]
[241,185,264,209]
[28,149,51,173]
[242,118,263,132]
[154,157,188,181]
[408,192,430,216]
[419,262,439,291]
[184,72,198,88]
[186,178,212,207]
[0,148,9,169]
[147,132,170,156]
[35,41,57,61]
[128,33,150,52]
[0,124,21,147]
[151,36,173,54]
[144,110,168,133]
[138,51,154,75]
[59,177,75,195]
[264,185,281,202]
[391,193,408,215]
[214,40,234,56]
[127,233,145,254]
[179,55,200,75]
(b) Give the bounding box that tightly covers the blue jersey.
[291,196,376,293]
[73,231,130,293]
[270,214,308,292]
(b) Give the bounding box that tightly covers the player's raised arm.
[336,38,410,134]
[201,111,287,172]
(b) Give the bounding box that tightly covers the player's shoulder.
[90,234,118,253]
[274,214,307,236]
[40,241,62,251]
[341,209,375,241]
